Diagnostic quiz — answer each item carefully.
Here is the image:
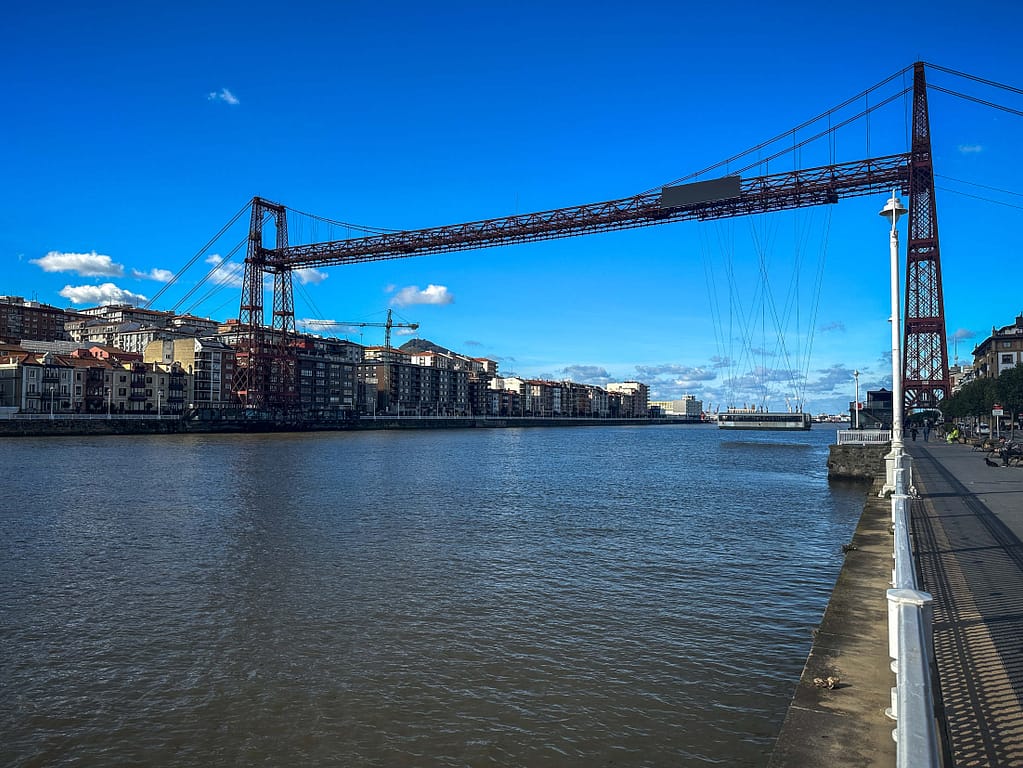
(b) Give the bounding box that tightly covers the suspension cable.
[926,84,1023,119]
[935,174,1023,198]
[286,205,400,236]
[174,234,248,314]
[935,186,1023,211]
[730,89,909,177]
[652,64,914,191]
[924,62,1023,97]
[143,199,251,309]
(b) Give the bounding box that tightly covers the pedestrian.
[923,420,931,442]
[911,426,918,441]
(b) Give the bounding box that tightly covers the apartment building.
[0,296,72,344]
[359,349,470,416]
[972,314,1023,379]
[649,395,704,419]
[606,381,650,417]
[144,337,236,409]
[293,336,362,417]
[0,346,190,415]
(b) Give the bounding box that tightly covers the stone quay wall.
[827,444,889,480]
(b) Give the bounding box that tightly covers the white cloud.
[819,321,846,333]
[208,88,240,105]
[295,268,328,285]
[560,365,611,385]
[634,363,718,400]
[205,254,244,288]
[131,267,174,282]
[59,282,147,306]
[31,250,124,277]
[957,144,983,154]
[390,284,454,307]
[806,364,857,394]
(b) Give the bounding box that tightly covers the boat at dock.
[716,408,812,430]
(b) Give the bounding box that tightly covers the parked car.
[978,424,991,435]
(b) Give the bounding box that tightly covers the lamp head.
[879,191,908,226]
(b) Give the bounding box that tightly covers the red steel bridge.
[231,61,949,417]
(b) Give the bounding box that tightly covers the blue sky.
[4,1,1023,413]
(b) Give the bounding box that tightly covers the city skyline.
[5,2,1023,412]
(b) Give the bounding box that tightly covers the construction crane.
[313,309,419,349]
[233,62,948,418]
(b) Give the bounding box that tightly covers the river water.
[1,423,866,767]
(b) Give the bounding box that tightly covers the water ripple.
[0,426,865,767]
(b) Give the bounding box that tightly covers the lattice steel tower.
[903,61,951,411]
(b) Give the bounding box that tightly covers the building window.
[1002,354,1014,365]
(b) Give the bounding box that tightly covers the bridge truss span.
[270,153,911,270]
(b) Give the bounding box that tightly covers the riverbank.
[768,467,895,766]
[0,415,702,438]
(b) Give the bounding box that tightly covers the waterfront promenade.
[910,439,1023,767]
[770,437,1023,767]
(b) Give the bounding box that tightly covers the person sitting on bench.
[998,439,1021,466]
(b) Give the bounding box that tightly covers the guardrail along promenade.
[772,436,1023,767]
[909,439,1023,767]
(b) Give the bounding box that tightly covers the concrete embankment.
[827,443,889,480]
[0,416,696,438]
[769,448,895,767]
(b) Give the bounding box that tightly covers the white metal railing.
[886,492,940,767]
[837,429,892,445]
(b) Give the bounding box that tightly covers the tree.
[941,377,997,421]
[996,365,1023,434]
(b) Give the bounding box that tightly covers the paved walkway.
[908,439,1023,767]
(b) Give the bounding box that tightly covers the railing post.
[886,589,940,767]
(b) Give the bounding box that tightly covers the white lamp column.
[853,370,860,429]
[880,190,912,495]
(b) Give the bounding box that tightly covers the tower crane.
[313,309,419,349]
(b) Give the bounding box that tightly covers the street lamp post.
[880,190,911,495]
[853,370,860,429]
[157,389,163,418]
[49,386,55,420]
[107,386,112,419]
